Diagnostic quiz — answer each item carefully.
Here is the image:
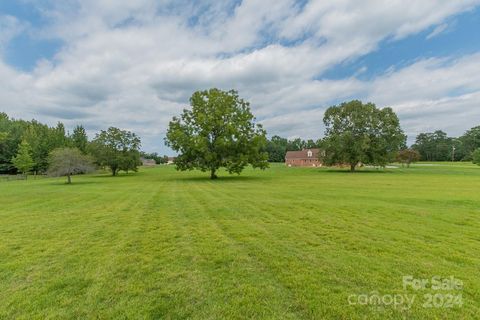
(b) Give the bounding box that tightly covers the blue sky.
[0,1,54,67]
[1,0,480,153]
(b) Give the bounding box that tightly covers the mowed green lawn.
[0,164,479,319]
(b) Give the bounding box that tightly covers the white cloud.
[0,0,479,152]
[0,15,26,51]
[369,54,480,140]
[426,23,449,39]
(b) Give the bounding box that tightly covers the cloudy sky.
[1,0,480,153]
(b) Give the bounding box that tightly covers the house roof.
[285,148,321,160]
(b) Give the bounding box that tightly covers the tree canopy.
[166,88,268,179]
[472,149,480,166]
[322,100,405,171]
[412,131,453,161]
[47,148,95,184]
[72,125,88,153]
[412,126,480,161]
[90,127,141,176]
[460,126,480,160]
[397,148,421,167]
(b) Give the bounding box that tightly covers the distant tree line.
[3,93,480,180]
[140,152,169,164]
[264,122,480,164]
[412,127,480,161]
[264,136,322,162]
[0,112,143,180]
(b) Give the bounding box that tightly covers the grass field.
[0,163,479,319]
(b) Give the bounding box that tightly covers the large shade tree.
[166,88,269,179]
[90,127,141,176]
[322,100,406,171]
[47,148,95,184]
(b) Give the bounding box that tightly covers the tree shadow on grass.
[49,180,99,186]
[321,168,394,174]
[89,172,146,179]
[168,174,271,183]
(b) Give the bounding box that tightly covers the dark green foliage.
[166,89,268,179]
[411,130,475,161]
[413,131,453,161]
[265,136,288,162]
[22,122,69,172]
[71,125,88,153]
[47,148,95,184]
[140,152,169,164]
[472,149,480,165]
[0,115,71,173]
[264,136,322,162]
[0,113,29,173]
[459,126,480,160]
[322,100,406,171]
[90,127,141,176]
[1,112,145,175]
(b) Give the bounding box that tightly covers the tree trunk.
[112,167,117,176]
[350,164,356,172]
[210,168,217,179]
[67,174,71,184]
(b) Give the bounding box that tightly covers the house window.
[307,150,312,157]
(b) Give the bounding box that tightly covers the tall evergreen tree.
[11,140,35,179]
[71,125,88,153]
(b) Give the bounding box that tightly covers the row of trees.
[263,100,406,170]
[0,114,77,173]
[264,136,321,162]
[412,128,480,161]
[264,117,480,166]
[0,113,143,182]
[165,92,409,176]
[3,89,479,180]
[139,152,170,164]
[166,93,480,175]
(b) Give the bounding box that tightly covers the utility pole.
[452,145,456,162]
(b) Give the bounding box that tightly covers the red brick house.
[285,149,323,167]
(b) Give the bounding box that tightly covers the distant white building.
[140,158,156,166]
